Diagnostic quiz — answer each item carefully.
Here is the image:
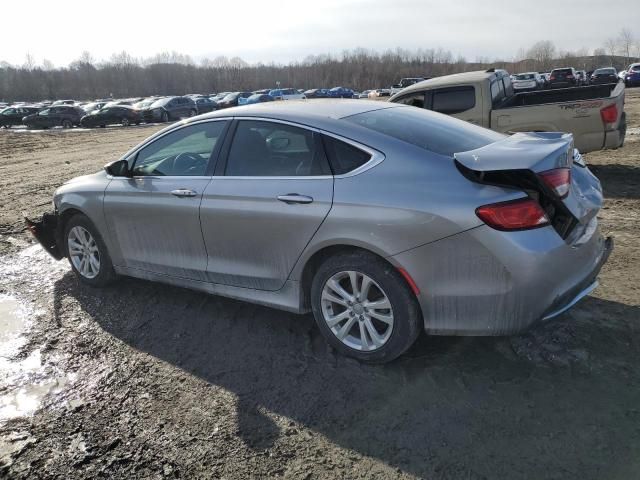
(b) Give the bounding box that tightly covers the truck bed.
[499,83,620,108]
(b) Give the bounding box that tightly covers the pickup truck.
[389,69,626,153]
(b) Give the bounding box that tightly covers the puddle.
[0,294,72,423]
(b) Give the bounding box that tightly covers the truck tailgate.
[490,82,626,153]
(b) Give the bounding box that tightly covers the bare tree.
[42,59,55,71]
[526,40,556,71]
[618,28,634,64]
[23,52,36,70]
[604,38,618,66]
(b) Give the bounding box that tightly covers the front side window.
[225,120,330,176]
[432,87,476,114]
[395,92,425,108]
[39,108,50,115]
[132,121,227,176]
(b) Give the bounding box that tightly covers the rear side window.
[322,136,371,175]
[432,87,475,114]
[344,106,505,157]
[395,92,425,108]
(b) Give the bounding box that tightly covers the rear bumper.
[25,211,63,260]
[391,223,612,336]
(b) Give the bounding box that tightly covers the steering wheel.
[172,152,206,175]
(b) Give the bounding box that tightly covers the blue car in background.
[304,88,330,98]
[625,63,640,87]
[328,87,355,98]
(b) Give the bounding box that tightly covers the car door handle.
[277,194,313,204]
[171,189,197,198]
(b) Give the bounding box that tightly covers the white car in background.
[512,72,544,91]
[268,88,306,100]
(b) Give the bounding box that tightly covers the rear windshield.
[343,106,505,157]
[595,68,615,75]
[552,69,572,75]
[515,74,535,80]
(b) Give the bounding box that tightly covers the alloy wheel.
[320,270,394,351]
[67,226,100,279]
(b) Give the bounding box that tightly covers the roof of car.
[195,99,396,122]
[393,70,501,96]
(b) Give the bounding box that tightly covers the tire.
[189,109,197,117]
[161,111,169,123]
[63,213,116,287]
[121,117,130,127]
[310,251,421,364]
[61,119,72,129]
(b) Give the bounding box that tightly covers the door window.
[432,87,476,114]
[225,120,331,176]
[132,121,227,176]
[395,92,426,108]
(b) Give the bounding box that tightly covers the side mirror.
[104,159,131,177]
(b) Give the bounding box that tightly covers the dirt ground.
[0,93,639,479]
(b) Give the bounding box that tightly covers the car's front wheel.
[310,251,421,363]
[64,214,115,287]
[61,119,72,129]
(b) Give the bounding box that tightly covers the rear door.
[200,119,334,290]
[103,120,229,280]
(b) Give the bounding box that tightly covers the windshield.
[150,99,169,108]
[344,106,505,157]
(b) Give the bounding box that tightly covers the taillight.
[539,168,571,199]
[600,104,618,124]
[476,198,549,231]
[550,75,555,80]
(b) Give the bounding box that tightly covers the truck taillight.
[550,75,556,80]
[566,75,574,78]
[600,104,618,124]
[476,198,549,231]
[539,168,571,199]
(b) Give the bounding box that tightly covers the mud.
[0,93,639,479]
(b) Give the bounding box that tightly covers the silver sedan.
[27,100,612,363]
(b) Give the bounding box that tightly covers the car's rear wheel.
[61,119,72,129]
[121,117,130,127]
[189,109,197,117]
[310,251,421,363]
[64,214,115,287]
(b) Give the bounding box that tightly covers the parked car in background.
[390,77,426,95]
[618,70,627,80]
[304,89,330,98]
[358,90,373,98]
[389,68,626,153]
[576,70,589,86]
[512,72,544,91]
[624,63,640,87]
[82,101,109,114]
[210,92,232,103]
[51,99,76,106]
[22,105,84,129]
[368,89,392,98]
[548,67,578,88]
[194,97,217,114]
[244,94,274,104]
[132,98,160,112]
[217,92,252,109]
[329,87,355,98]
[539,72,550,87]
[142,96,197,123]
[268,88,306,100]
[29,100,612,363]
[1,105,41,128]
[590,68,618,85]
[80,105,141,128]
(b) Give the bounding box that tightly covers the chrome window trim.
[119,118,231,163]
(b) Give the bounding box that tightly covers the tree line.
[1,30,638,102]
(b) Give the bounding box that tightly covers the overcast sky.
[2,0,638,67]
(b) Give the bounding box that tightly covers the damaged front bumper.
[25,211,63,260]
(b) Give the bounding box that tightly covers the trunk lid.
[455,132,603,242]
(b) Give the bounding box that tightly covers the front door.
[200,119,334,290]
[103,120,229,280]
